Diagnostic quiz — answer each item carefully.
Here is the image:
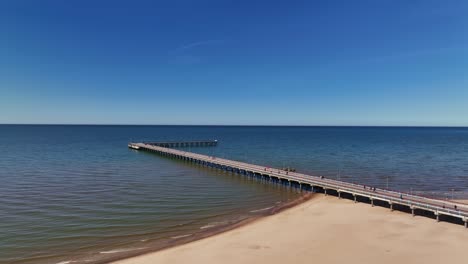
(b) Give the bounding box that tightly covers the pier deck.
[142,140,217,148]
[129,142,468,227]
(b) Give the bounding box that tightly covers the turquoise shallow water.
[1,125,468,263]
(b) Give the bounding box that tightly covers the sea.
[1,125,468,264]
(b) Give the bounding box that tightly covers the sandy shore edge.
[112,194,468,264]
[91,193,314,264]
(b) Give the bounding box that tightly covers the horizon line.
[1,123,468,128]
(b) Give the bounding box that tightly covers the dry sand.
[113,195,468,264]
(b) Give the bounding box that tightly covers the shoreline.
[112,194,468,264]
[88,193,315,264]
[60,193,468,264]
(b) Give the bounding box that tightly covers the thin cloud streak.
[175,40,223,52]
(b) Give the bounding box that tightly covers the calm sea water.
[1,125,468,263]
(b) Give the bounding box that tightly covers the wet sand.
[91,194,312,264]
[112,194,468,264]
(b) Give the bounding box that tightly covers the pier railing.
[143,140,218,148]
[129,141,468,227]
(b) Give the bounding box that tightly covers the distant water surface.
[1,125,468,263]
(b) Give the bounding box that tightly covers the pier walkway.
[128,141,468,228]
[141,140,217,148]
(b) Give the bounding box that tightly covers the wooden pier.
[128,141,468,228]
[142,140,218,148]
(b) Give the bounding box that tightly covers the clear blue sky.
[1,0,467,126]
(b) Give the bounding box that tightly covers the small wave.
[56,261,74,264]
[200,224,216,229]
[171,234,193,239]
[250,206,274,213]
[100,247,146,254]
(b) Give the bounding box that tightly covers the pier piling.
[128,141,468,229]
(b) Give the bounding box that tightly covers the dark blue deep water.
[1,125,468,263]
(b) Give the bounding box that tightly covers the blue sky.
[1,0,467,125]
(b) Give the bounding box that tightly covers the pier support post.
[436,213,440,222]
[390,203,393,211]
[338,191,341,199]
[411,208,415,217]
[324,189,327,196]
[353,194,357,203]
[371,199,374,207]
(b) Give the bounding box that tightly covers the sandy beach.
[113,194,468,264]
